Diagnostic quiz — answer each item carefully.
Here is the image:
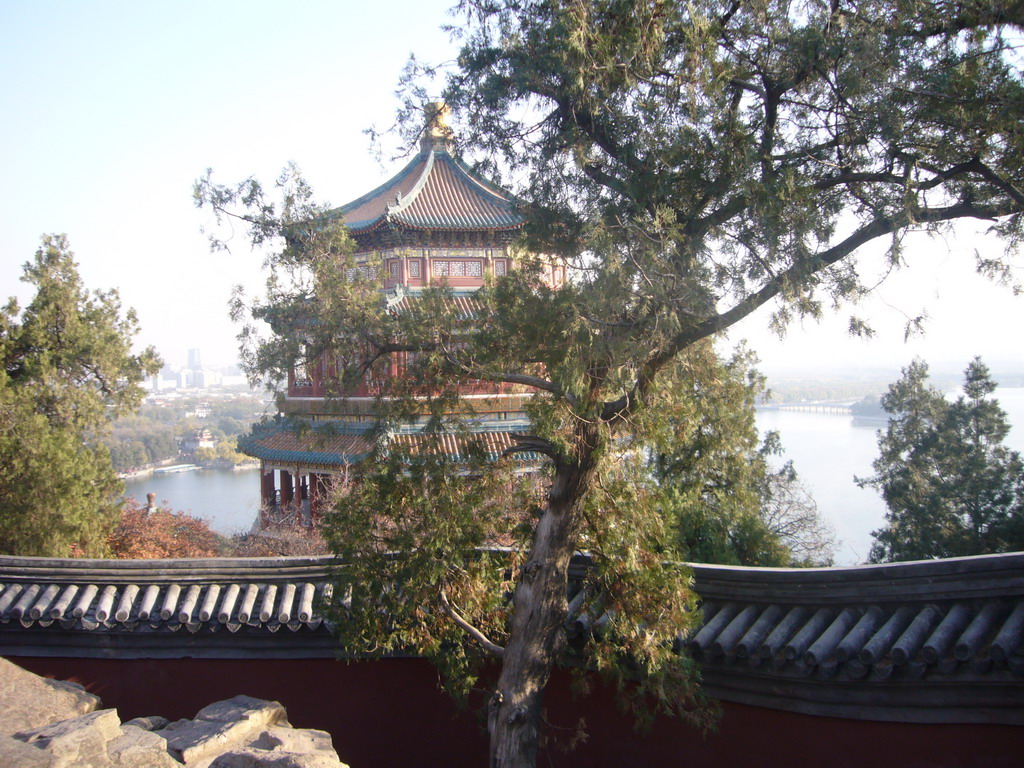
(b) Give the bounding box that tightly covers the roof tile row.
[682,598,1024,679]
[0,579,330,632]
[1,553,1021,722]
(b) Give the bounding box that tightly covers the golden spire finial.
[422,101,453,150]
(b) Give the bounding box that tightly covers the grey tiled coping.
[1,552,1021,723]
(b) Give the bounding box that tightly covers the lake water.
[757,387,1024,565]
[123,389,1024,565]
[123,467,261,537]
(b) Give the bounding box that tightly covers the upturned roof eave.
[331,151,428,223]
[333,145,524,236]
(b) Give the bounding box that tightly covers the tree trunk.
[488,434,598,768]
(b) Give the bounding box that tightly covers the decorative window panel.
[494,260,507,276]
[432,260,483,277]
[389,261,399,278]
[408,259,422,278]
[345,264,378,281]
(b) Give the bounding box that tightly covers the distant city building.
[193,369,222,389]
[188,348,203,372]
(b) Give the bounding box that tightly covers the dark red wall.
[10,656,1022,768]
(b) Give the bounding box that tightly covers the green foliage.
[439,0,1023,325]
[106,415,180,471]
[200,1,1022,761]
[653,343,834,566]
[323,445,536,702]
[105,393,266,472]
[320,419,713,727]
[861,358,1024,562]
[0,235,161,556]
[192,437,250,467]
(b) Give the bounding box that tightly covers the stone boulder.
[16,708,178,768]
[0,732,55,768]
[0,656,101,734]
[2,658,349,768]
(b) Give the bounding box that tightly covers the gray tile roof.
[1,552,1021,722]
[673,553,1024,723]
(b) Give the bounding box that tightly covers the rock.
[106,724,178,768]
[0,657,101,735]
[2,662,349,768]
[159,696,291,765]
[195,696,291,729]
[208,748,349,768]
[122,715,170,732]
[248,727,336,755]
[0,732,54,768]
[202,725,348,768]
[16,708,122,768]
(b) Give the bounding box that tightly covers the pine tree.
[0,235,161,556]
[653,343,834,566]
[198,2,1024,764]
[862,358,1024,562]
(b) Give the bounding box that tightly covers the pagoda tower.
[240,104,560,526]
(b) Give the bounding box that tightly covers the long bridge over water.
[758,401,853,416]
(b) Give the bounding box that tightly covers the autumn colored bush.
[109,499,222,559]
[226,525,329,557]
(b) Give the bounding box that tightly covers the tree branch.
[602,197,1024,423]
[447,363,579,407]
[438,588,505,659]
[502,433,561,461]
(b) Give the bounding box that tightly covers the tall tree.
[200,2,1023,765]
[861,358,1024,562]
[0,235,160,556]
[653,343,834,567]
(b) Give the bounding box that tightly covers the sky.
[1,1,1021,378]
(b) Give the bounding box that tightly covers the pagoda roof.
[239,419,541,467]
[238,421,374,467]
[333,141,523,236]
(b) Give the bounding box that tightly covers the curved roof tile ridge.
[1,552,1021,723]
[333,151,430,231]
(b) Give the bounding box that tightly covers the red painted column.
[294,472,303,525]
[281,471,293,506]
